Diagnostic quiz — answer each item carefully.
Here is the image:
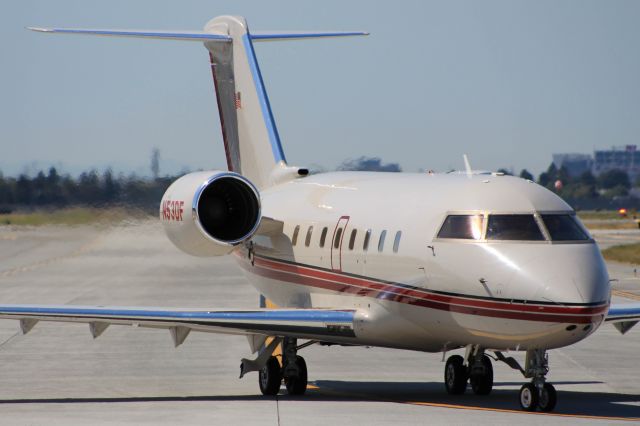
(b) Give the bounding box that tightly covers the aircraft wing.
[605,302,640,334]
[0,305,357,348]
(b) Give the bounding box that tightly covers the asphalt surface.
[0,222,638,425]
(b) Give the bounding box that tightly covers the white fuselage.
[234,171,610,353]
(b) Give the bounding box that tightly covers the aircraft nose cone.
[526,243,609,305]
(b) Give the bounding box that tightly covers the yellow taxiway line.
[306,384,640,422]
[406,400,640,422]
[612,289,640,302]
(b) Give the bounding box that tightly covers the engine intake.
[160,171,261,256]
[196,174,260,243]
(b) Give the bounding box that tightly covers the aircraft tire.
[285,355,308,395]
[538,383,557,412]
[259,356,282,395]
[519,383,538,411]
[470,355,493,395]
[444,355,468,395]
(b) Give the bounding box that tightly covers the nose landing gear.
[495,348,557,412]
[518,349,556,412]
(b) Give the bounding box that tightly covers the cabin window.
[319,227,328,248]
[334,227,343,249]
[437,215,484,240]
[348,229,357,250]
[292,225,300,245]
[541,214,590,241]
[486,215,544,241]
[393,231,402,253]
[378,230,387,252]
[363,229,371,251]
[305,226,314,247]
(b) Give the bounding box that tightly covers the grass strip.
[0,207,151,226]
[602,243,640,265]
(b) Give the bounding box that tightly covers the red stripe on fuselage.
[237,253,607,324]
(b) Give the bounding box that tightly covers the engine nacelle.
[160,171,261,256]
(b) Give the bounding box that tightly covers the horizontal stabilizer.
[27,27,231,42]
[250,31,369,41]
[27,28,368,43]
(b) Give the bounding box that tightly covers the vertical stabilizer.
[204,16,287,189]
[28,17,367,189]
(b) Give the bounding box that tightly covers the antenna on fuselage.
[463,154,472,178]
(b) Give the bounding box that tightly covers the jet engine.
[160,171,261,256]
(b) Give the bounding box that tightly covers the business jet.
[2,15,639,412]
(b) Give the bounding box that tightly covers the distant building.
[552,145,639,183]
[552,153,592,178]
[593,145,640,183]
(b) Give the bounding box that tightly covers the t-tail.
[29,15,368,189]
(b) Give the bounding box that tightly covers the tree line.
[513,164,632,198]
[1,160,637,213]
[0,167,176,213]
[509,164,636,209]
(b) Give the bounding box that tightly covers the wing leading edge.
[605,303,640,334]
[0,305,357,347]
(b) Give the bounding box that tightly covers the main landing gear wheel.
[284,355,308,395]
[444,355,468,394]
[259,356,282,396]
[538,383,557,412]
[470,355,493,395]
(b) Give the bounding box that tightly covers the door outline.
[330,216,350,271]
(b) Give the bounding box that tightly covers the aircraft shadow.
[310,380,640,419]
[0,381,637,419]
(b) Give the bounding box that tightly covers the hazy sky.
[2,1,639,177]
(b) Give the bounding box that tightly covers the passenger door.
[330,216,350,271]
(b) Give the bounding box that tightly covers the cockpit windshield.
[486,214,545,241]
[437,212,592,242]
[541,214,590,241]
[437,215,484,240]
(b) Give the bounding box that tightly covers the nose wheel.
[519,382,556,412]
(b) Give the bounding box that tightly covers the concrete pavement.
[0,222,638,425]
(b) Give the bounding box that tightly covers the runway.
[0,222,638,425]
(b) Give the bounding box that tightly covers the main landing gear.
[444,347,556,412]
[444,347,494,396]
[259,337,308,396]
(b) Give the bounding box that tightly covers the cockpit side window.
[437,215,484,240]
[541,214,590,241]
[486,214,544,241]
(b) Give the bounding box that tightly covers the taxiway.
[0,222,638,424]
